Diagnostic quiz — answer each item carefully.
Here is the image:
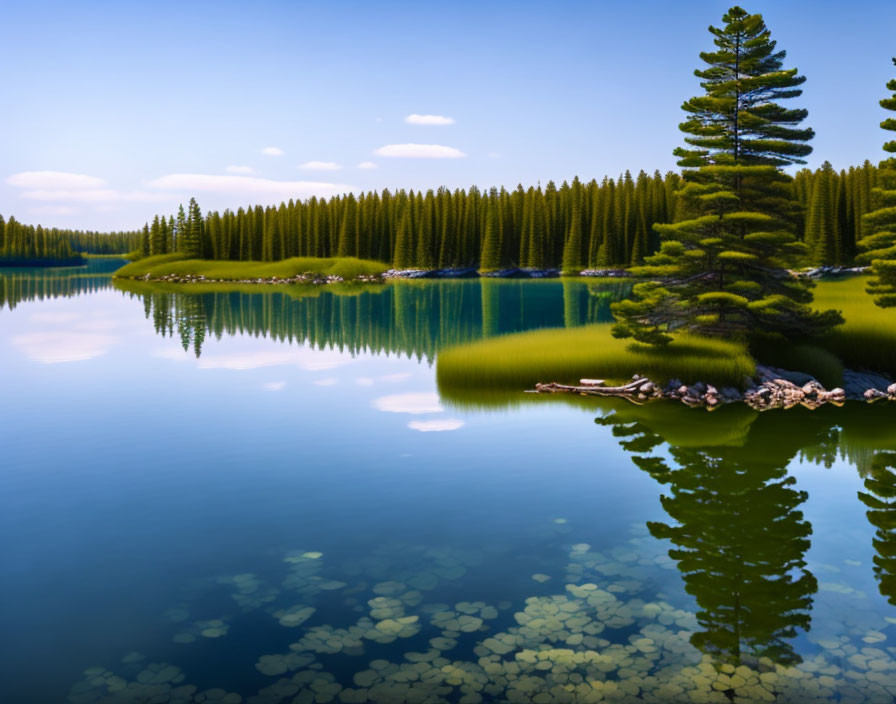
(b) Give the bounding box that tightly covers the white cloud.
[408,419,465,432]
[380,372,411,383]
[355,377,375,386]
[29,312,81,324]
[19,189,172,203]
[154,345,353,371]
[148,174,353,200]
[357,161,378,170]
[263,381,286,391]
[226,165,256,174]
[374,143,466,159]
[6,170,106,190]
[262,146,284,156]
[299,161,342,171]
[5,170,175,207]
[405,114,455,126]
[372,392,443,414]
[28,205,76,216]
[12,332,119,363]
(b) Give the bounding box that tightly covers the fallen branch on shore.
[532,366,896,411]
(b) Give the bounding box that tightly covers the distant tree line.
[0,215,79,262]
[1,159,885,273]
[0,214,140,263]
[69,230,142,255]
[794,160,879,266]
[138,174,681,271]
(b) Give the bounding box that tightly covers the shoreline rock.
[125,266,871,285]
[532,365,896,411]
[789,265,870,279]
[117,272,384,285]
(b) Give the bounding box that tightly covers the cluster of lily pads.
[66,656,241,704]
[66,524,896,703]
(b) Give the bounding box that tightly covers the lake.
[2,262,896,703]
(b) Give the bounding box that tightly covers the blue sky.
[2,0,895,231]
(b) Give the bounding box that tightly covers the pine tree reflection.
[858,452,896,606]
[597,408,823,665]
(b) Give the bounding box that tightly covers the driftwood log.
[533,377,662,405]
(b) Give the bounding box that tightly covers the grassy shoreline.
[113,254,390,282]
[436,275,896,397]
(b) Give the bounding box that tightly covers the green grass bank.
[436,326,755,391]
[811,276,896,376]
[114,254,389,281]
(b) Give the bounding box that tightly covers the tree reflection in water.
[596,407,824,666]
[858,452,896,606]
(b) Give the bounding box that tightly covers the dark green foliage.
[858,58,896,307]
[613,5,842,345]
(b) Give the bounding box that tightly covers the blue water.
[2,265,895,703]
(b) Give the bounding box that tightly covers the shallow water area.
[2,265,896,703]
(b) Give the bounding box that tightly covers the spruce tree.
[804,161,838,264]
[175,204,188,256]
[858,58,896,307]
[612,5,842,345]
[185,197,204,258]
[392,207,414,269]
[140,224,150,257]
[561,195,585,273]
[478,195,502,272]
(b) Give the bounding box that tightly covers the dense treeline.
[794,160,879,265]
[0,214,140,263]
[2,161,883,272]
[69,230,142,255]
[133,162,883,274]
[0,214,79,263]
[140,173,682,271]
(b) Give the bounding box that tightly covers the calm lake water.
[2,262,896,703]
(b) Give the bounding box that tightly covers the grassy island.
[113,253,389,282]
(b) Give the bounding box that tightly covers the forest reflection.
[0,258,122,310]
[114,278,631,360]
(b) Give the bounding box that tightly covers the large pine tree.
[612,6,841,345]
[858,58,896,307]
